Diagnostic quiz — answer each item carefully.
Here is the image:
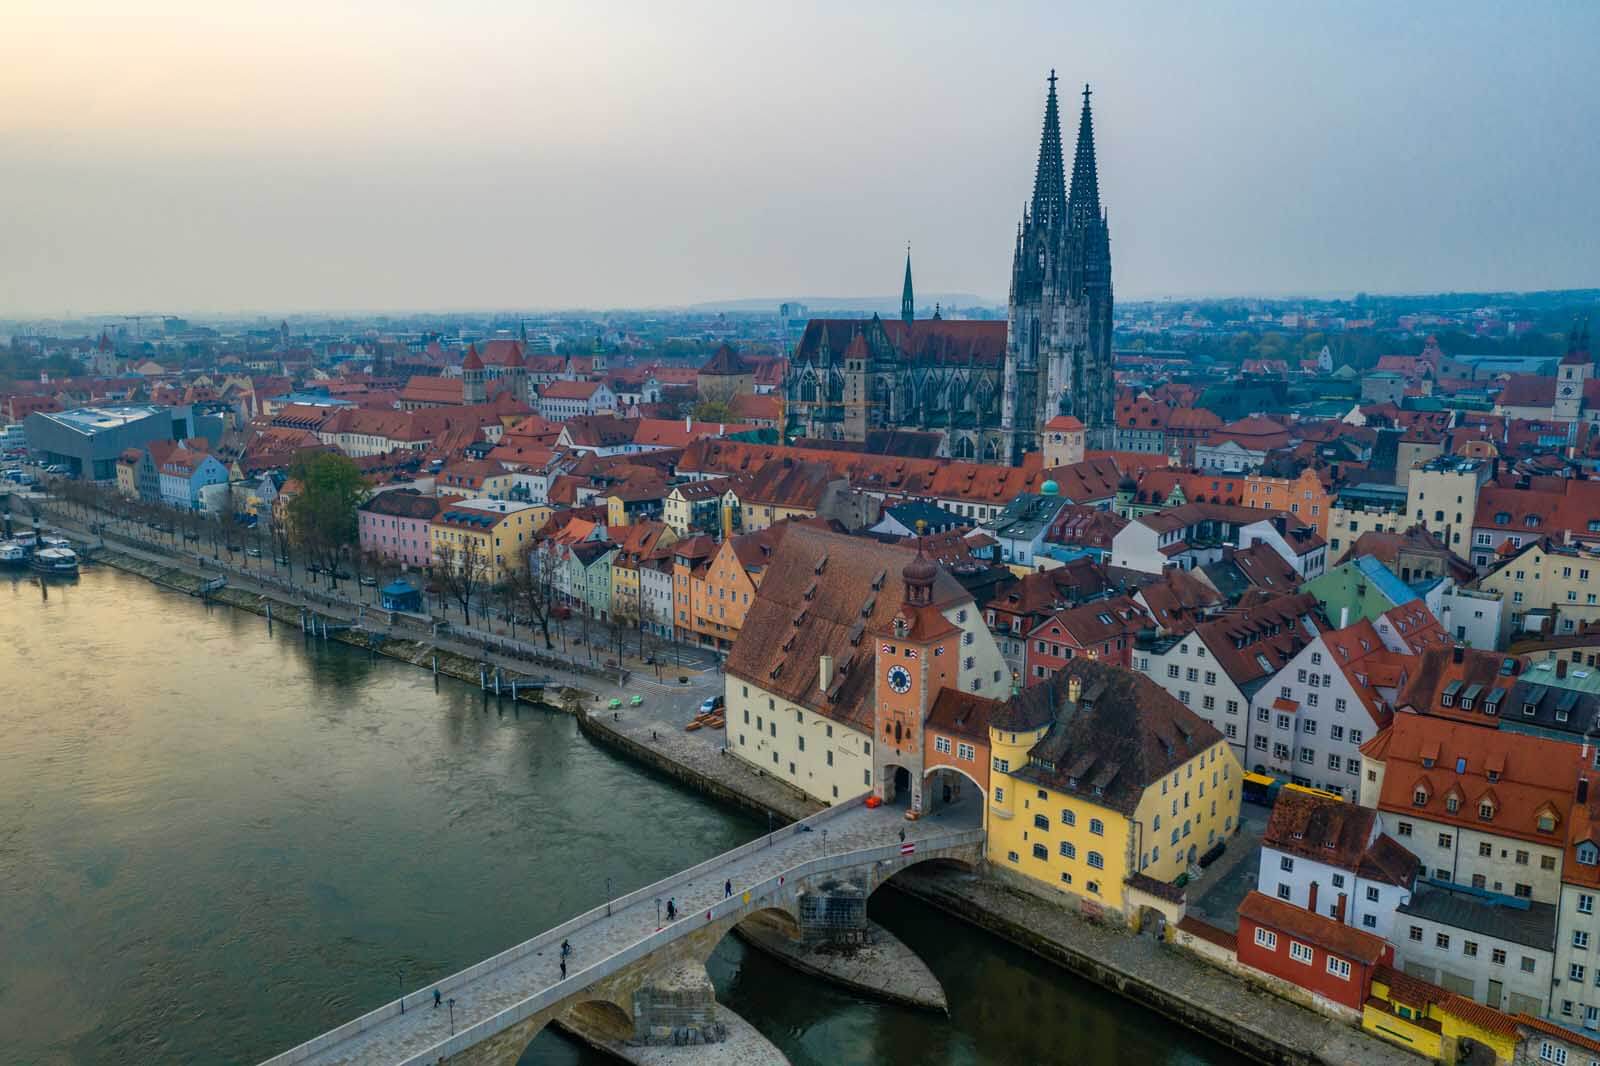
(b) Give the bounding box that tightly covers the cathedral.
[783,73,1115,462]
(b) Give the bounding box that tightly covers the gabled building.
[1136,592,1323,761]
[1237,890,1393,1017]
[1250,618,1412,797]
[1024,595,1152,678]
[1259,791,1418,941]
[986,660,1241,920]
[1112,501,1326,579]
[722,525,1005,805]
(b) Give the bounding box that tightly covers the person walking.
[559,958,566,980]
[666,897,677,921]
[724,879,732,898]
[898,827,906,843]
[434,989,442,1008]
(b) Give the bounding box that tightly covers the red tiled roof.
[1238,891,1389,964]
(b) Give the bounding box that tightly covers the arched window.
[1059,841,1076,860]
[1089,818,1104,836]
[1032,843,1048,860]
[1087,851,1105,870]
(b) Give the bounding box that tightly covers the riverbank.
[60,514,1414,1066]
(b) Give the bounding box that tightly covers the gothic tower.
[901,248,915,328]
[1002,74,1114,462]
[462,344,486,405]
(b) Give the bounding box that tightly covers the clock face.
[887,664,913,694]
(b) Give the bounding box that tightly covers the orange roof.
[1370,712,1580,845]
[1238,891,1389,964]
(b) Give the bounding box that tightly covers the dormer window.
[1487,770,1501,783]
[1445,796,1460,814]
[1479,802,1495,821]
[1538,813,1557,833]
[1455,757,1467,774]
[1580,842,1600,867]
[1413,788,1429,807]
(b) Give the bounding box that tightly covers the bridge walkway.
[261,797,982,1066]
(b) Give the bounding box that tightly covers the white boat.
[31,547,78,575]
[39,534,70,550]
[0,541,27,566]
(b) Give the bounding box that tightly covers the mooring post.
[479,662,487,690]
[432,654,439,677]
[494,669,501,697]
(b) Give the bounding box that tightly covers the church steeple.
[1067,83,1101,230]
[1031,71,1067,229]
[901,246,915,327]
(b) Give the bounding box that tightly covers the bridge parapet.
[258,797,969,1066]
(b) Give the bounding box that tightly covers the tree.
[506,550,561,649]
[433,541,489,623]
[286,452,370,583]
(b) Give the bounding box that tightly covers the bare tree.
[507,546,564,649]
[433,541,490,623]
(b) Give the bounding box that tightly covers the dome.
[1118,475,1137,492]
[1040,479,1059,497]
[902,554,937,588]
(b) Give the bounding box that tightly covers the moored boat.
[0,541,27,567]
[31,547,79,575]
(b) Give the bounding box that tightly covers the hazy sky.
[3,1,1597,314]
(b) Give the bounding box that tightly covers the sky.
[2,1,1597,315]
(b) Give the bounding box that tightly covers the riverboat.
[0,541,27,566]
[31,547,79,575]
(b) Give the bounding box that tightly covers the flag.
[900,841,916,855]
[881,643,893,653]
[905,648,919,659]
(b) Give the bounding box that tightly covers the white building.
[538,380,617,422]
[1392,884,1555,1016]
[1258,791,1418,942]
[1135,592,1322,761]
[1112,502,1326,579]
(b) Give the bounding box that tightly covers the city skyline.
[3,1,1598,314]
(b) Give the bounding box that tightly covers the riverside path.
[259,796,984,1066]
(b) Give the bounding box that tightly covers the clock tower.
[1557,315,1592,422]
[872,540,959,813]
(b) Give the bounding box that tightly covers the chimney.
[1340,606,1349,629]
[1068,674,1082,706]
[1558,659,1569,679]
[1307,881,1320,915]
[685,414,691,432]
[1453,646,1464,664]
[1579,777,1590,805]
[819,654,833,694]
[1335,892,1348,923]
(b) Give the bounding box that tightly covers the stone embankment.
[67,515,1417,1065]
[732,913,946,1013]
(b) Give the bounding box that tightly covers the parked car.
[245,547,262,558]
[359,575,377,587]
[699,695,725,714]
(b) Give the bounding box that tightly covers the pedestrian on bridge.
[559,958,566,980]
[434,989,441,1008]
[724,879,732,898]
[666,898,677,921]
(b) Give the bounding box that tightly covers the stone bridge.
[258,797,984,1066]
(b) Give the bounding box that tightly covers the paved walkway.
[262,800,981,1066]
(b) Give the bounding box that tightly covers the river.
[0,567,1227,1065]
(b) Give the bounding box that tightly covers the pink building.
[359,489,453,568]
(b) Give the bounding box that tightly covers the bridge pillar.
[797,876,870,947]
[631,959,728,1046]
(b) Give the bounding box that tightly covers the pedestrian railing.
[258,802,981,1066]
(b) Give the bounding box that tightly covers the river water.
[0,567,1226,1065]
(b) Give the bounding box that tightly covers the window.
[1087,851,1104,869]
[1581,893,1595,915]
[1435,932,1450,949]
[1280,855,1295,872]
[1254,927,1277,950]
[1060,841,1076,860]
[1032,843,1048,860]
[1061,809,1077,826]
[1089,818,1104,836]
[1302,720,1317,736]
[1438,833,1453,849]
[1397,822,1412,837]
[1366,886,1380,902]
[1326,956,1351,980]
[1277,883,1292,900]
[1408,925,1423,942]
[1479,841,1492,857]
[1576,930,1591,949]
[993,757,1010,773]
[1034,814,1049,830]
[957,742,975,761]
[1492,948,1506,965]
[1539,1041,1568,1065]
[1463,940,1478,957]
[1289,940,1314,964]
[1522,956,1538,974]
[1167,664,1180,679]
[993,786,1003,803]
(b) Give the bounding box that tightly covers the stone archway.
[560,998,634,1042]
[923,763,984,824]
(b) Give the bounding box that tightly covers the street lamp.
[655,897,661,924]
[447,997,456,1035]
[605,876,613,916]
[398,968,404,1012]
[822,828,829,859]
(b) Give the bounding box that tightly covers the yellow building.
[115,449,141,498]
[986,660,1240,922]
[428,498,541,584]
[1362,966,1519,1064]
[1480,539,1600,634]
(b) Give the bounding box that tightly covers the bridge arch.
[561,998,633,1042]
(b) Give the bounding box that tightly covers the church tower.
[462,344,486,405]
[1557,314,1593,421]
[901,248,915,328]
[1002,74,1114,462]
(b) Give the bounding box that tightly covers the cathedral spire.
[901,245,915,327]
[1067,83,1101,229]
[1030,70,1066,228]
